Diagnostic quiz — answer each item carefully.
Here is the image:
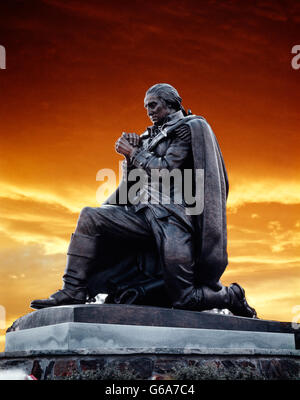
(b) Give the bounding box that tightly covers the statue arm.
[130,125,191,175]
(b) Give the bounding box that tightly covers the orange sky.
[0,0,300,351]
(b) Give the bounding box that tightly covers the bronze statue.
[31,83,257,318]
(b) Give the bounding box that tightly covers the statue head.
[144,83,182,125]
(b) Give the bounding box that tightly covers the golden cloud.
[228,180,300,210]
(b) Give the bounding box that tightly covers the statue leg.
[30,205,152,309]
[30,232,101,309]
[148,213,257,318]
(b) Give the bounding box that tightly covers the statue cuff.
[131,149,153,169]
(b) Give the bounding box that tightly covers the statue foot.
[30,289,86,310]
[228,283,258,318]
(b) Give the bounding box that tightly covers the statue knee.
[79,206,95,222]
[76,207,98,235]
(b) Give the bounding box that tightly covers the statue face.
[144,94,172,125]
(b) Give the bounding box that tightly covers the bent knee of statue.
[76,206,99,235]
[80,206,95,217]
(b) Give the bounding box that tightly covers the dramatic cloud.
[0,0,299,350]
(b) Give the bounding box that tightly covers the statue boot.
[202,283,257,318]
[175,283,257,318]
[30,233,101,309]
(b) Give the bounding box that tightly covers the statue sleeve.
[130,125,191,175]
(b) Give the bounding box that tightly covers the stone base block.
[2,305,299,380]
[5,322,298,354]
[0,352,299,380]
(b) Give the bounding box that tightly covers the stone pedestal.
[1,304,299,380]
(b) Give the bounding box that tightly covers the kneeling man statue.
[31,83,257,319]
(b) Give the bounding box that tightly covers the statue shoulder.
[169,115,205,136]
[183,115,206,125]
[184,115,212,133]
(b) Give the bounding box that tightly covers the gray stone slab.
[7,304,300,337]
[2,348,300,357]
[5,322,297,354]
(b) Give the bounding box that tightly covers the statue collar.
[142,110,185,138]
[163,110,185,126]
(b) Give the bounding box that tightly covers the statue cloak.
[87,115,229,303]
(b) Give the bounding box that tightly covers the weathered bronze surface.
[30,84,257,319]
